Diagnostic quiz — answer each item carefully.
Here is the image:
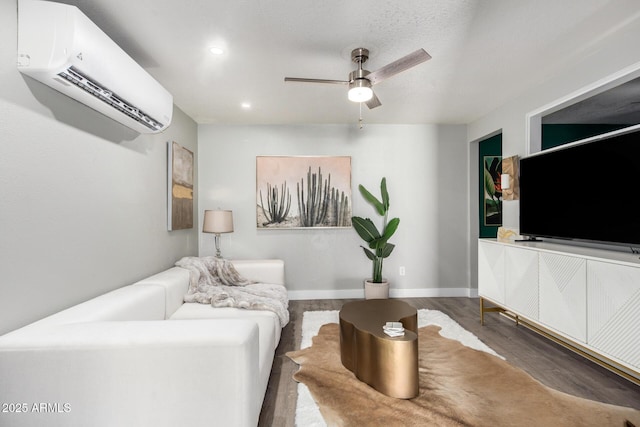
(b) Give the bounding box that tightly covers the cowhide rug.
[287,323,640,427]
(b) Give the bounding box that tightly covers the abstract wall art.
[168,141,194,231]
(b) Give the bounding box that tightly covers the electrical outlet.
[399,266,406,276]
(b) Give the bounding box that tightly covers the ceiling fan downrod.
[351,48,369,66]
[348,48,373,103]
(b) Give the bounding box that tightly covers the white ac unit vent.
[17,0,173,134]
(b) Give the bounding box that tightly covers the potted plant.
[351,177,400,299]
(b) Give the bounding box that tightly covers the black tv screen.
[519,127,640,248]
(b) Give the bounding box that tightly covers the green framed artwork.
[483,155,502,226]
[479,134,502,238]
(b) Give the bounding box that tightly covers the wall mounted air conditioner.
[17,0,173,134]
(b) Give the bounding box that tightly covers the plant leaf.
[371,242,395,258]
[351,216,380,243]
[382,217,399,240]
[361,246,376,261]
[380,242,395,258]
[368,238,382,250]
[380,177,389,211]
[484,167,495,197]
[358,184,385,216]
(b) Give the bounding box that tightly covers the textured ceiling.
[57,0,640,125]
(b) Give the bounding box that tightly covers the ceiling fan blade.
[367,49,432,85]
[284,77,349,85]
[366,91,382,109]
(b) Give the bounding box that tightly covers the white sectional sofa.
[0,259,286,427]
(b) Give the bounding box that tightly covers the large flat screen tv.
[519,126,640,248]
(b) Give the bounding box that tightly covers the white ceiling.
[57,0,640,125]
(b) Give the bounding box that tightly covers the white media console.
[478,238,640,383]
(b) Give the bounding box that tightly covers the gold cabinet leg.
[479,297,505,325]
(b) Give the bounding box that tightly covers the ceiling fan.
[284,47,431,109]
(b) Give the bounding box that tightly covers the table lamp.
[203,209,234,258]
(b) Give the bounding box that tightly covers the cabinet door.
[478,240,505,304]
[587,260,640,370]
[505,246,539,320]
[539,252,586,342]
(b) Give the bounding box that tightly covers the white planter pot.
[364,279,390,299]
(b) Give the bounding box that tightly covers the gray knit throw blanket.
[175,256,289,327]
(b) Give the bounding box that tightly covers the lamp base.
[214,233,223,258]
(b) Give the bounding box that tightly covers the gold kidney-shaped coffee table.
[339,299,418,399]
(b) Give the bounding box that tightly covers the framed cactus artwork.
[256,156,352,229]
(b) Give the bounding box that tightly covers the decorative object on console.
[497,227,521,242]
[203,210,234,258]
[256,156,352,229]
[351,177,400,299]
[168,141,194,231]
[501,155,520,201]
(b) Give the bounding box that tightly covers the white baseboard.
[288,287,478,300]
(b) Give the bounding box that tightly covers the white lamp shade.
[203,210,234,233]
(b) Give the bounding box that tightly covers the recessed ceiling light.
[209,46,224,55]
[241,102,251,109]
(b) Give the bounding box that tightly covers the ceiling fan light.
[348,80,373,103]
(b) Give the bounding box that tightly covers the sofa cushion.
[232,259,285,286]
[169,304,280,373]
[132,266,190,318]
[20,285,166,331]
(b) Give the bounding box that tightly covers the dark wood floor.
[258,297,640,427]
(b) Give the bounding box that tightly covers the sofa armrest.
[0,319,261,427]
[232,259,285,285]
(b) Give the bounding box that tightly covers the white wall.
[466,8,640,289]
[0,0,198,335]
[198,124,470,299]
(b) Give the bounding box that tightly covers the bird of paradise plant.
[351,177,400,283]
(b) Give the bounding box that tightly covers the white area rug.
[295,308,502,427]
